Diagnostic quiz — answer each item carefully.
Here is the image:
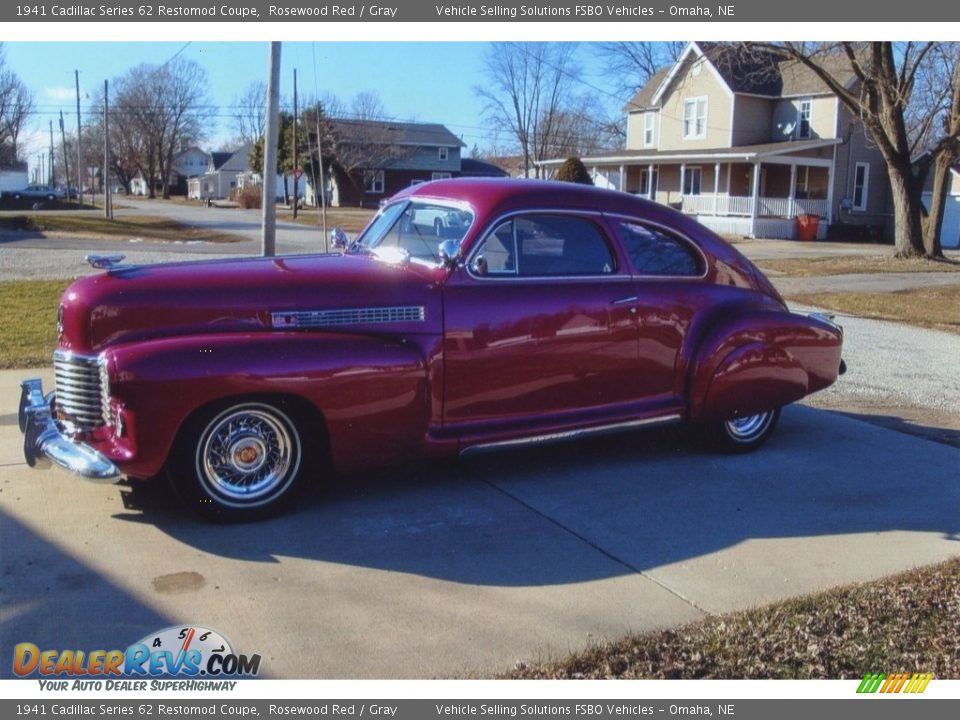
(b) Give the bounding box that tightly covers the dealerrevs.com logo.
[13,625,261,683]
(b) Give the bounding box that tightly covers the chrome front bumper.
[18,379,119,481]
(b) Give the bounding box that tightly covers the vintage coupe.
[19,179,844,520]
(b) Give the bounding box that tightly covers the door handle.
[611,296,638,306]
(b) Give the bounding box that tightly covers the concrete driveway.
[1,368,957,678]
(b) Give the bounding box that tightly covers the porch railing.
[680,194,828,219]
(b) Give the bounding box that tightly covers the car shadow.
[0,510,173,678]
[111,405,960,587]
[827,409,960,448]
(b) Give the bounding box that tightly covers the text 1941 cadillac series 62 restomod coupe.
[19,179,844,520]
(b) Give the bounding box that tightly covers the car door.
[442,212,642,436]
[612,216,710,402]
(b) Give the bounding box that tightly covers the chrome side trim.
[271,305,426,329]
[459,413,682,456]
[19,379,119,481]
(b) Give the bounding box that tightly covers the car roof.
[395,177,716,244]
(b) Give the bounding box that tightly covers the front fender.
[102,331,430,477]
[688,310,842,423]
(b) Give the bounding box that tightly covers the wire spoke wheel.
[194,403,302,510]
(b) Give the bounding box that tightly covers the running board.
[459,414,683,457]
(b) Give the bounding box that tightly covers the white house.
[540,42,892,241]
[187,145,252,200]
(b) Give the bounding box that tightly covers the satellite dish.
[781,121,796,136]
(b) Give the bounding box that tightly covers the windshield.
[354,201,473,263]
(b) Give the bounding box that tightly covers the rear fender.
[688,311,842,423]
[103,332,430,477]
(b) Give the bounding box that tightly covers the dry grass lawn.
[0,280,70,368]
[786,285,960,335]
[0,214,245,243]
[759,255,960,277]
[506,558,960,679]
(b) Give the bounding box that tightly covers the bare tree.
[770,42,959,258]
[0,44,34,163]
[350,90,387,120]
[909,44,960,256]
[597,42,685,100]
[476,42,584,177]
[111,64,159,196]
[154,57,210,198]
[106,60,209,198]
[232,80,267,146]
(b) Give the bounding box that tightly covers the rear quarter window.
[618,221,704,277]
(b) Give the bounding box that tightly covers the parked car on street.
[8,184,64,201]
[19,178,844,520]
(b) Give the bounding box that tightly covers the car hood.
[57,253,444,353]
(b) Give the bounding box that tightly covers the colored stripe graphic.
[857,672,933,694]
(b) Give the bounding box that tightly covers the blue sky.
[3,41,623,177]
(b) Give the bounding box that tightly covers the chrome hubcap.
[725,411,774,442]
[198,406,298,503]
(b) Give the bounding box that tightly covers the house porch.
[584,147,835,240]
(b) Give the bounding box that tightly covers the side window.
[618,222,703,277]
[472,221,516,276]
[472,215,615,278]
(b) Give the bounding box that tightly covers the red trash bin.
[795,214,820,242]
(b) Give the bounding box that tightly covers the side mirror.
[330,227,349,249]
[438,239,462,269]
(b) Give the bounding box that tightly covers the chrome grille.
[53,350,108,431]
[271,306,425,329]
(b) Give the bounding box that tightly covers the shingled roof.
[330,119,464,148]
[624,42,860,112]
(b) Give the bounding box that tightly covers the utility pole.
[59,111,70,200]
[48,121,55,187]
[292,67,298,220]
[316,111,328,250]
[261,42,281,257]
[75,70,83,208]
[103,79,112,219]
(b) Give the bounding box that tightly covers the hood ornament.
[84,254,127,270]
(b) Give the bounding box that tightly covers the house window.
[643,112,655,147]
[683,97,707,139]
[364,170,385,194]
[798,99,812,139]
[683,167,702,196]
[438,147,448,161]
[853,162,869,211]
[432,172,452,181]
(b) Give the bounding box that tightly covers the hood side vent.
[271,306,425,329]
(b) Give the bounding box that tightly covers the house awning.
[539,138,841,168]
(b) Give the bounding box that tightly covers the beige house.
[542,42,890,240]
